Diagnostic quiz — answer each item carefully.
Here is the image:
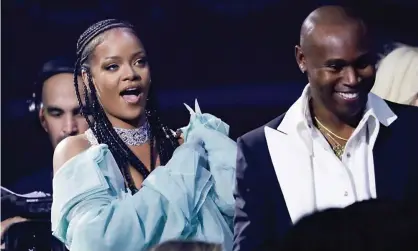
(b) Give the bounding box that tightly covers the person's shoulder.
[386,100,418,120]
[380,101,418,142]
[53,134,91,174]
[239,113,286,146]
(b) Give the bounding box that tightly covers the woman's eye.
[105,64,119,71]
[134,57,148,66]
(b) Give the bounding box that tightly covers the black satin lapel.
[373,124,407,201]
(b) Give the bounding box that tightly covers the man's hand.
[1,217,28,249]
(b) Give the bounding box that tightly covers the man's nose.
[343,66,360,86]
[62,115,78,136]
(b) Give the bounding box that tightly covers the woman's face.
[85,28,151,128]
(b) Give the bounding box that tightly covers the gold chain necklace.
[314,117,348,159]
[314,117,349,141]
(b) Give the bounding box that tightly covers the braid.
[77,19,134,64]
[145,88,180,163]
[74,58,94,130]
[74,19,179,194]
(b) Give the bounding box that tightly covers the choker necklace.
[113,121,151,146]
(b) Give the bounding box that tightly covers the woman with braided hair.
[51,19,236,251]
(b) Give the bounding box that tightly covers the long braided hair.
[73,19,179,194]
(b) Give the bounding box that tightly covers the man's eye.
[328,64,344,72]
[49,111,62,117]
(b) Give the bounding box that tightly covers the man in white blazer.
[233,5,418,251]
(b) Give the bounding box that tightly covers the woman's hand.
[174,129,184,145]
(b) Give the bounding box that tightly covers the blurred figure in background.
[1,57,88,251]
[150,240,222,251]
[37,58,89,150]
[279,199,418,251]
[4,57,88,195]
[372,44,418,106]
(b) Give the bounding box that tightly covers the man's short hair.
[28,57,78,112]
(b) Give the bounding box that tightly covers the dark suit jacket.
[233,100,418,251]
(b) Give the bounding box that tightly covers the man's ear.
[295,45,307,73]
[39,106,48,132]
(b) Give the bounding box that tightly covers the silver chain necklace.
[113,121,151,146]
